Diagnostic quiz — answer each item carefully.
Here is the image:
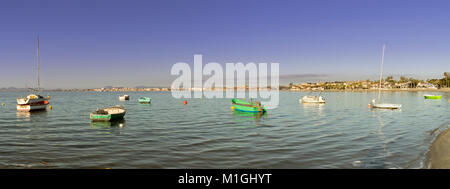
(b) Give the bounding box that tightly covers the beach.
[427,128,450,169]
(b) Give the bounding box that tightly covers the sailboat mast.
[37,35,40,94]
[378,44,385,101]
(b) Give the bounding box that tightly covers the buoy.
[1,102,5,107]
[368,104,371,108]
[231,106,235,111]
[47,96,51,99]
[184,100,188,105]
[242,98,245,101]
[48,105,53,110]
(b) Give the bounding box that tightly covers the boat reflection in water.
[301,102,325,109]
[301,103,325,116]
[16,110,48,121]
[369,106,402,112]
[90,119,126,129]
[139,103,151,107]
[232,110,267,125]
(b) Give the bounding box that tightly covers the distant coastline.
[1,75,449,93]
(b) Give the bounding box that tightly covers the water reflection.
[232,111,266,124]
[16,111,31,119]
[301,103,325,117]
[362,109,402,168]
[301,103,325,109]
[16,110,48,122]
[90,119,126,129]
[369,108,402,113]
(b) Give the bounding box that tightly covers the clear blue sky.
[0,0,449,88]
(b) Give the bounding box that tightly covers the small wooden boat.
[300,96,325,103]
[138,97,151,104]
[231,98,266,113]
[424,95,442,100]
[119,95,130,101]
[90,106,126,121]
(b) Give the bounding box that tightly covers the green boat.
[138,97,151,104]
[424,95,442,100]
[90,106,126,121]
[231,98,266,113]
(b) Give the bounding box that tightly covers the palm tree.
[444,72,448,88]
[385,76,395,88]
[399,76,408,83]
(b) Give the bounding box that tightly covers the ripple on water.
[0,91,448,168]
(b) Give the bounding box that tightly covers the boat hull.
[139,97,151,104]
[90,112,126,121]
[300,96,325,103]
[16,104,48,112]
[231,99,266,113]
[119,95,130,101]
[372,104,402,109]
[424,95,442,99]
[90,106,126,121]
[232,104,266,113]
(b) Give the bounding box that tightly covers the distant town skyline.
[0,0,449,89]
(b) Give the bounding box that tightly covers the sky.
[0,0,449,89]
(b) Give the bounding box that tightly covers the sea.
[0,91,448,168]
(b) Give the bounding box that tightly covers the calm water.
[0,91,448,168]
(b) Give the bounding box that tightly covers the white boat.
[370,99,401,109]
[300,95,325,103]
[16,36,49,112]
[17,104,49,112]
[119,95,130,101]
[369,44,401,110]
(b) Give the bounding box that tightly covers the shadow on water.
[90,119,126,129]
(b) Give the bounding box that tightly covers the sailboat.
[16,35,50,112]
[369,44,401,109]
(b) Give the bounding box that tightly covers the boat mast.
[378,44,385,101]
[37,35,40,94]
